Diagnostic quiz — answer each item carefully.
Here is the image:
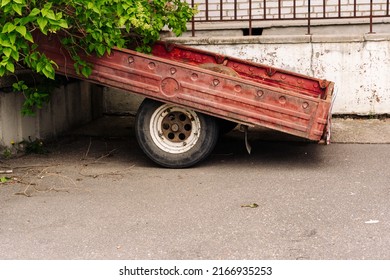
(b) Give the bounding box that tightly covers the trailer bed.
[35,34,333,143]
[34,33,335,167]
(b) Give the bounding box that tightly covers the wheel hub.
[161,112,193,143]
[149,104,201,154]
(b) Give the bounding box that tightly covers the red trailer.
[35,34,334,168]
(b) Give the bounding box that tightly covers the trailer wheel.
[135,99,219,168]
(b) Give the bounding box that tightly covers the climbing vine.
[0,0,196,115]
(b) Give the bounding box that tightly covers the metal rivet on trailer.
[213,79,220,86]
[302,102,309,109]
[170,67,177,75]
[234,85,242,92]
[128,56,134,64]
[191,73,198,81]
[281,74,286,80]
[256,90,264,98]
[279,96,287,104]
[148,62,156,69]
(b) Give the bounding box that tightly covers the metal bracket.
[324,85,338,144]
[240,125,252,155]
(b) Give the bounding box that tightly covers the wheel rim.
[150,104,201,154]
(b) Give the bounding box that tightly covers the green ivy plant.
[0,0,196,115]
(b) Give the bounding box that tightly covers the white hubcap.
[150,104,201,154]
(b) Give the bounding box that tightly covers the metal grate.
[189,0,390,36]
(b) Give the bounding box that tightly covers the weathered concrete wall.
[0,81,102,149]
[163,33,390,115]
[102,87,144,115]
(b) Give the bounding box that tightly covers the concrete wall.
[0,81,102,150]
[102,87,144,115]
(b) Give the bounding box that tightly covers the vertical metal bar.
[354,0,357,17]
[205,0,209,21]
[323,0,326,18]
[370,0,374,33]
[249,0,252,35]
[338,0,341,17]
[307,0,311,34]
[220,0,223,20]
[263,0,267,19]
[387,0,390,16]
[191,0,195,37]
[235,0,238,20]
[293,0,296,19]
[278,0,281,19]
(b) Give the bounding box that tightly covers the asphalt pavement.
[0,116,389,259]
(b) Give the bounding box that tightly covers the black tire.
[135,99,219,168]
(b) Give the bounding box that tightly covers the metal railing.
[189,0,390,36]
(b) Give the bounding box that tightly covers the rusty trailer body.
[35,34,334,168]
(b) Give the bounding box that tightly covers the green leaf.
[0,36,11,47]
[1,0,11,7]
[3,48,11,57]
[19,15,34,25]
[81,66,92,78]
[12,3,22,15]
[45,10,56,20]
[43,2,52,10]
[15,25,26,37]
[2,22,15,33]
[45,63,53,72]
[36,61,44,72]
[37,17,48,31]
[57,20,68,29]
[29,8,41,16]
[96,45,105,56]
[6,61,14,72]
[8,33,16,44]
[0,176,9,183]
[11,50,19,61]
[42,67,55,79]
[23,31,34,43]
[41,3,52,17]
